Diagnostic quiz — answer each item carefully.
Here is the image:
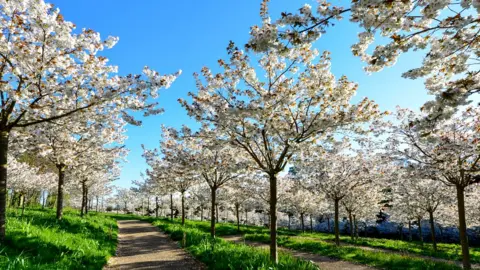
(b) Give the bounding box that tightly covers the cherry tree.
[248,0,479,122]
[180,36,382,261]
[295,140,378,245]
[385,106,480,268]
[159,126,247,236]
[0,0,180,239]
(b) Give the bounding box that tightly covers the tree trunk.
[310,215,313,233]
[170,193,174,220]
[334,198,340,246]
[417,217,423,244]
[215,203,219,223]
[96,196,99,212]
[428,210,437,252]
[269,173,278,263]
[348,211,354,240]
[200,207,203,221]
[353,214,358,240]
[20,194,25,217]
[81,181,86,217]
[56,163,66,220]
[300,212,305,232]
[288,215,291,230]
[235,203,240,232]
[456,185,471,269]
[0,131,9,241]
[327,217,331,232]
[155,196,159,218]
[245,210,248,225]
[85,188,89,215]
[181,191,185,226]
[408,220,412,241]
[210,186,217,237]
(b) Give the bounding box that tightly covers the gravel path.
[104,220,204,270]
[221,235,374,270]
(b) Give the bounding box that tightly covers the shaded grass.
[152,219,319,270]
[0,208,117,270]
[298,232,480,264]
[245,233,461,270]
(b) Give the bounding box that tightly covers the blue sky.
[50,0,431,188]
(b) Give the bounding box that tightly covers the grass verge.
[152,219,318,270]
[245,233,461,270]
[0,208,117,270]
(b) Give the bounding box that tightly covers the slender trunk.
[300,212,305,232]
[21,194,25,217]
[147,196,150,215]
[348,211,354,240]
[81,181,86,217]
[200,207,203,221]
[96,196,99,212]
[245,210,248,225]
[399,225,404,240]
[408,220,412,241]
[353,214,358,240]
[288,215,291,230]
[310,215,313,233]
[269,173,278,263]
[428,210,437,252]
[334,198,340,246]
[215,203,219,223]
[170,193,174,220]
[155,196,159,218]
[456,185,471,269]
[0,131,9,241]
[56,164,66,220]
[235,203,240,232]
[210,186,217,237]
[417,217,423,244]
[85,188,89,215]
[327,217,331,232]
[181,191,185,226]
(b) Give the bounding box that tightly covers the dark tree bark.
[170,193,174,220]
[0,131,9,241]
[210,186,217,237]
[269,173,278,263]
[456,185,471,269]
[235,203,240,232]
[353,214,358,240]
[428,210,437,252]
[96,196,99,212]
[85,188,89,215]
[300,212,305,232]
[288,214,291,230]
[155,196,159,218]
[334,198,340,246]
[417,217,423,244]
[181,191,185,226]
[56,163,66,220]
[348,211,354,240]
[215,203,219,223]
[408,220,412,241]
[310,214,313,233]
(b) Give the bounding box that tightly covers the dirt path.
[104,220,204,270]
[221,235,374,270]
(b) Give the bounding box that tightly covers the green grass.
[0,208,118,270]
[245,233,461,270]
[152,219,318,270]
[297,232,480,263]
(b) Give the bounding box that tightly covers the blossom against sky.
[50,0,430,188]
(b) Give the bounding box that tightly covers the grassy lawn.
[152,219,318,270]
[0,208,117,270]
[245,233,461,270]
[297,232,480,263]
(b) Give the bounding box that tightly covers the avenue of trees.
[2,0,479,269]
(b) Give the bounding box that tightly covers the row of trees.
[139,1,479,269]
[0,0,179,240]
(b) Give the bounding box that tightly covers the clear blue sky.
[50,0,430,188]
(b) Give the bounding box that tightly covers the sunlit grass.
[245,233,461,270]
[0,208,117,270]
[152,219,318,270]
